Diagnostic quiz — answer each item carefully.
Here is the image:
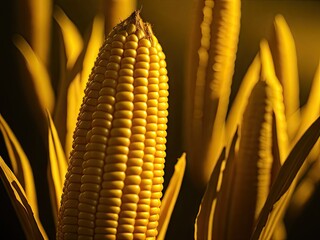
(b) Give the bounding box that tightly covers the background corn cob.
[225,54,260,148]
[1,1,320,240]
[228,80,274,239]
[57,10,168,239]
[260,39,289,165]
[185,0,241,188]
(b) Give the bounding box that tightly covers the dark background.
[1,1,320,239]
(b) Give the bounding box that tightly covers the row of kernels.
[147,44,168,238]
[134,43,159,239]
[76,31,127,239]
[95,31,136,239]
[116,33,147,239]
[57,30,115,239]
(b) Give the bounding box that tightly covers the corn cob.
[260,39,289,165]
[228,80,273,240]
[57,10,168,239]
[225,54,260,148]
[185,0,241,188]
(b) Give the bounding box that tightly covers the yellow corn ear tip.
[110,10,154,43]
[57,10,168,240]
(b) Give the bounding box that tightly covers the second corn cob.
[185,0,241,188]
[227,80,274,240]
[57,10,168,240]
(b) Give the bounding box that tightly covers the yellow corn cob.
[228,80,273,240]
[185,0,241,188]
[57,10,168,239]
[260,39,289,165]
[225,54,260,148]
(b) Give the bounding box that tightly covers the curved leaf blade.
[13,35,55,114]
[0,156,48,240]
[53,5,83,70]
[251,116,320,240]
[195,148,226,240]
[46,110,67,224]
[158,153,186,240]
[0,114,38,217]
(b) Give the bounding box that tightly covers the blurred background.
[1,0,320,239]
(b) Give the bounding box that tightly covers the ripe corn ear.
[57,10,168,239]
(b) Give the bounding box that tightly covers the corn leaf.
[298,62,320,139]
[13,35,55,114]
[53,5,84,145]
[0,114,38,217]
[295,62,320,160]
[27,0,52,66]
[158,153,186,240]
[46,110,67,224]
[270,15,300,140]
[212,129,238,240]
[270,113,282,187]
[195,148,226,240]
[0,156,48,240]
[287,158,320,222]
[53,5,83,70]
[251,116,320,240]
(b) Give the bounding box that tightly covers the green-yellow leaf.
[158,153,186,240]
[0,114,38,217]
[0,156,48,240]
